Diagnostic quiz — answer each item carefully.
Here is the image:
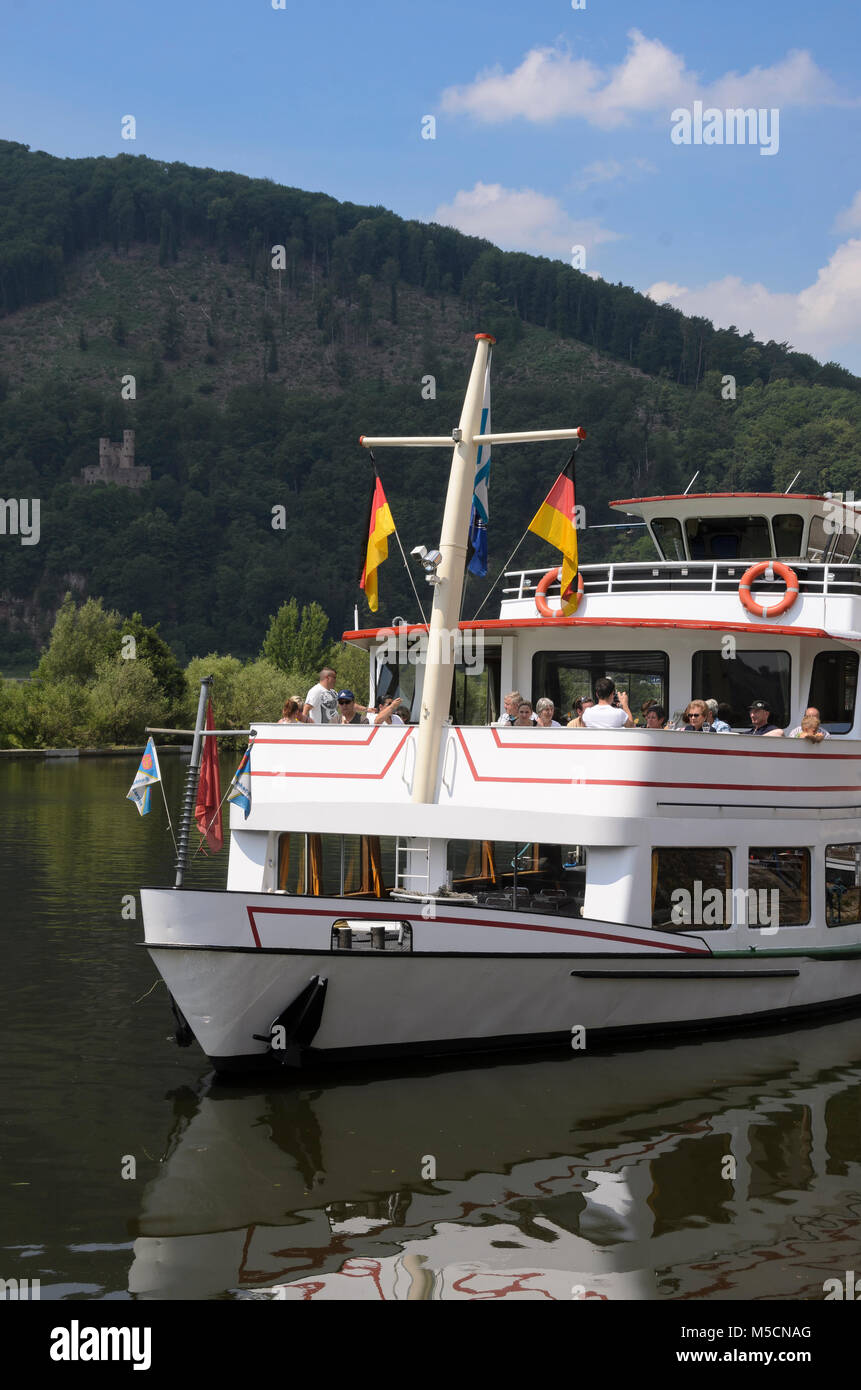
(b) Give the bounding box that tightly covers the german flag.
[528,453,580,615]
[359,474,396,613]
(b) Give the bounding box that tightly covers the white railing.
[502,560,861,602]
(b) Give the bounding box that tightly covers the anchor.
[253,974,329,1068]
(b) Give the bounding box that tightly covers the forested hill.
[1,138,861,671]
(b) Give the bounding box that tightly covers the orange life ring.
[738,560,799,619]
[535,567,584,619]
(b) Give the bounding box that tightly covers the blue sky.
[3,0,861,370]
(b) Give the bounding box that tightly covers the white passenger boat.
[141,334,861,1073]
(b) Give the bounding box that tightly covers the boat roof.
[609,492,853,520]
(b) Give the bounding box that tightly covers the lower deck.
[226,826,861,946]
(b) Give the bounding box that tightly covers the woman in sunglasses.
[682,699,713,732]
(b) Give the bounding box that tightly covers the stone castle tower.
[81,430,151,489]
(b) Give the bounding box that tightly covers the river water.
[1,756,860,1301]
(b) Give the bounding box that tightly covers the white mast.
[360,332,586,805]
[412,332,493,804]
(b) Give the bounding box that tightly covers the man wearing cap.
[746,700,784,736]
[336,691,368,725]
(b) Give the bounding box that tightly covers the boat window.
[749,848,810,926]
[771,514,804,558]
[808,650,858,733]
[685,515,771,560]
[375,644,416,721]
[691,649,790,729]
[830,525,859,564]
[651,516,685,561]
[806,515,833,563]
[825,844,861,926]
[447,839,586,917]
[651,848,732,929]
[450,645,501,725]
[533,650,668,720]
[277,833,395,897]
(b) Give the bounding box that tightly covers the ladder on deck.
[395,838,431,896]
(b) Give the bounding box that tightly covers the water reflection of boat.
[129,1018,861,1300]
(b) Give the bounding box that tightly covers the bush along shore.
[0,594,370,751]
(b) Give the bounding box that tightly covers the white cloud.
[431,181,622,259]
[646,237,861,369]
[575,157,656,191]
[442,31,849,130]
[834,191,861,234]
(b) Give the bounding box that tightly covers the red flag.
[195,700,223,853]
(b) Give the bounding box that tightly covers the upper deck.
[496,558,861,638]
[238,490,861,839]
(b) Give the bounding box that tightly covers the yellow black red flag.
[360,474,396,613]
[528,454,580,615]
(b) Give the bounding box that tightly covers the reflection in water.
[130,1017,861,1301]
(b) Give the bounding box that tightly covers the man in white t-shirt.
[303,667,340,725]
[581,677,634,729]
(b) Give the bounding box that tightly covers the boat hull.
[146,937,861,1073]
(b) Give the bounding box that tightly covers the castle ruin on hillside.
[80,430,150,489]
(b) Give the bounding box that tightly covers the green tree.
[161,301,183,360]
[25,677,90,747]
[261,599,333,681]
[87,655,167,744]
[35,594,121,685]
[232,657,287,727]
[0,678,30,748]
[261,598,300,671]
[382,257,399,324]
[117,612,185,712]
[182,654,244,728]
[327,640,370,702]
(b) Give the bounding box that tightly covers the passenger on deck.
[746,700,784,736]
[704,698,731,732]
[682,699,712,731]
[494,691,524,727]
[639,699,657,726]
[789,706,831,740]
[337,691,368,725]
[792,712,827,743]
[566,697,593,728]
[371,696,405,725]
[581,678,634,729]
[303,668,340,725]
[644,705,667,729]
[514,700,535,728]
[278,698,303,724]
[535,698,562,728]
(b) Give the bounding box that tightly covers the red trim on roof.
[343,618,838,640]
[610,492,828,506]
